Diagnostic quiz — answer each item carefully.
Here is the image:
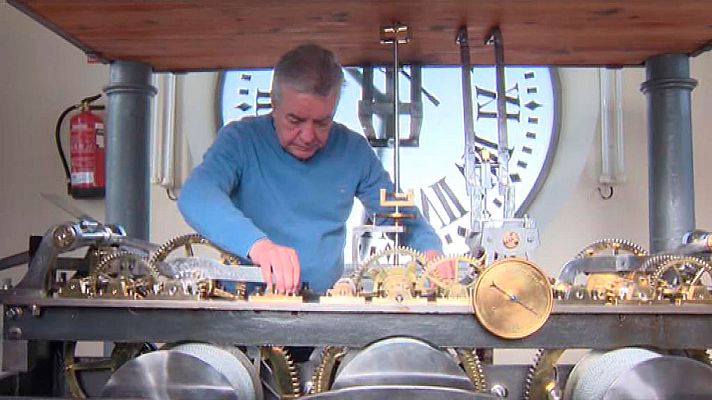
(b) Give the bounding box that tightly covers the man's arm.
[353,138,454,279]
[354,140,443,253]
[177,125,299,293]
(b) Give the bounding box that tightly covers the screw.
[53,224,77,249]
[5,307,23,319]
[490,384,508,397]
[8,327,22,339]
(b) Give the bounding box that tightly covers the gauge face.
[473,257,553,339]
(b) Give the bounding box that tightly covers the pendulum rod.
[381,24,410,256]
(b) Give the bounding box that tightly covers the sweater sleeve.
[354,138,443,253]
[177,124,266,258]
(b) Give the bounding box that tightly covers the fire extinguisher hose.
[55,94,105,192]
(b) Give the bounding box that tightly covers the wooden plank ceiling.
[9,0,712,72]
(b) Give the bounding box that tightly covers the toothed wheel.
[261,346,301,398]
[685,349,712,367]
[641,254,680,272]
[524,349,565,400]
[351,246,426,291]
[64,341,155,399]
[425,254,484,297]
[571,239,648,295]
[576,238,647,258]
[650,255,712,287]
[149,233,240,266]
[93,251,158,280]
[310,346,347,394]
[455,348,487,392]
[150,234,244,296]
[326,278,358,297]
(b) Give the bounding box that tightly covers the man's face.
[272,84,338,160]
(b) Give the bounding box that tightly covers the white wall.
[2,2,712,284]
[0,4,196,281]
[532,57,712,277]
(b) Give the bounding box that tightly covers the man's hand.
[424,249,455,280]
[248,238,301,294]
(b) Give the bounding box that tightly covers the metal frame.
[3,299,712,349]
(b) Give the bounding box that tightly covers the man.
[178,43,446,294]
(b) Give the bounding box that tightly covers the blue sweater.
[178,115,442,292]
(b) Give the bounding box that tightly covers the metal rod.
[160,73,177,187]
[393,33,401,194]
[458,27,476,157]
[457,26,481,235]
[392,34,402,253]
[103,61,157,240]
[381,24,409,254]
[599,68,613,184]
[486,27,513,218]
[640,54,697,252]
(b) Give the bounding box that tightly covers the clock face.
[218,66,559,255]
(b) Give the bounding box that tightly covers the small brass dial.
[473,258,553,339]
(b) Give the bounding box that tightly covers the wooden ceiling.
[9,0,712,72]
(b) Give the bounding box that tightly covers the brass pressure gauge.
[472,257,553,339]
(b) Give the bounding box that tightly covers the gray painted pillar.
[103,61,156,240]
[640,54,697,252]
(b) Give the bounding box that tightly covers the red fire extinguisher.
[56,94,106,198]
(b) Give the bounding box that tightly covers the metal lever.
[485,27,515,218]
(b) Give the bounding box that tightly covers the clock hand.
[489,281,540,316]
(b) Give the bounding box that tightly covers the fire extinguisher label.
[71,172,95,185]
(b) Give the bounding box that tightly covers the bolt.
[7,327,22,340]
[53,224,77,249]
[490,384,508,397]
[5,307,23,319]
[502,231,521,249]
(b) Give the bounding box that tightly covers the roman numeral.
[475,84,521,122]
[419,177,467,228]
[255,90,272,115]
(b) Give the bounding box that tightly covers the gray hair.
[271,44,344,105]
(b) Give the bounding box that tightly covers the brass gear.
[685,349,712,367]
[657,257,712,366]
[576,238,648,258]
[425,254,483,297]
[150,234,244,297]
[64,341,155,399]
[326,278,358,297]
[310,346,347,394]
[93,251,158,281]
[524,349,565,400]
[641,254,680,272]
[261,346,300,398]
[149,233,240,265]
[650,255,712,287]
[574,239,648,298]
[455,348,487,392]
[351,246,426,290]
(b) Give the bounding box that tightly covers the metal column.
[103,61,156,240]
[640,54,697,252]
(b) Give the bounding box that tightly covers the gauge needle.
[489,281,539,316]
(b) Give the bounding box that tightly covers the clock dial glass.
[219,66,558,255]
